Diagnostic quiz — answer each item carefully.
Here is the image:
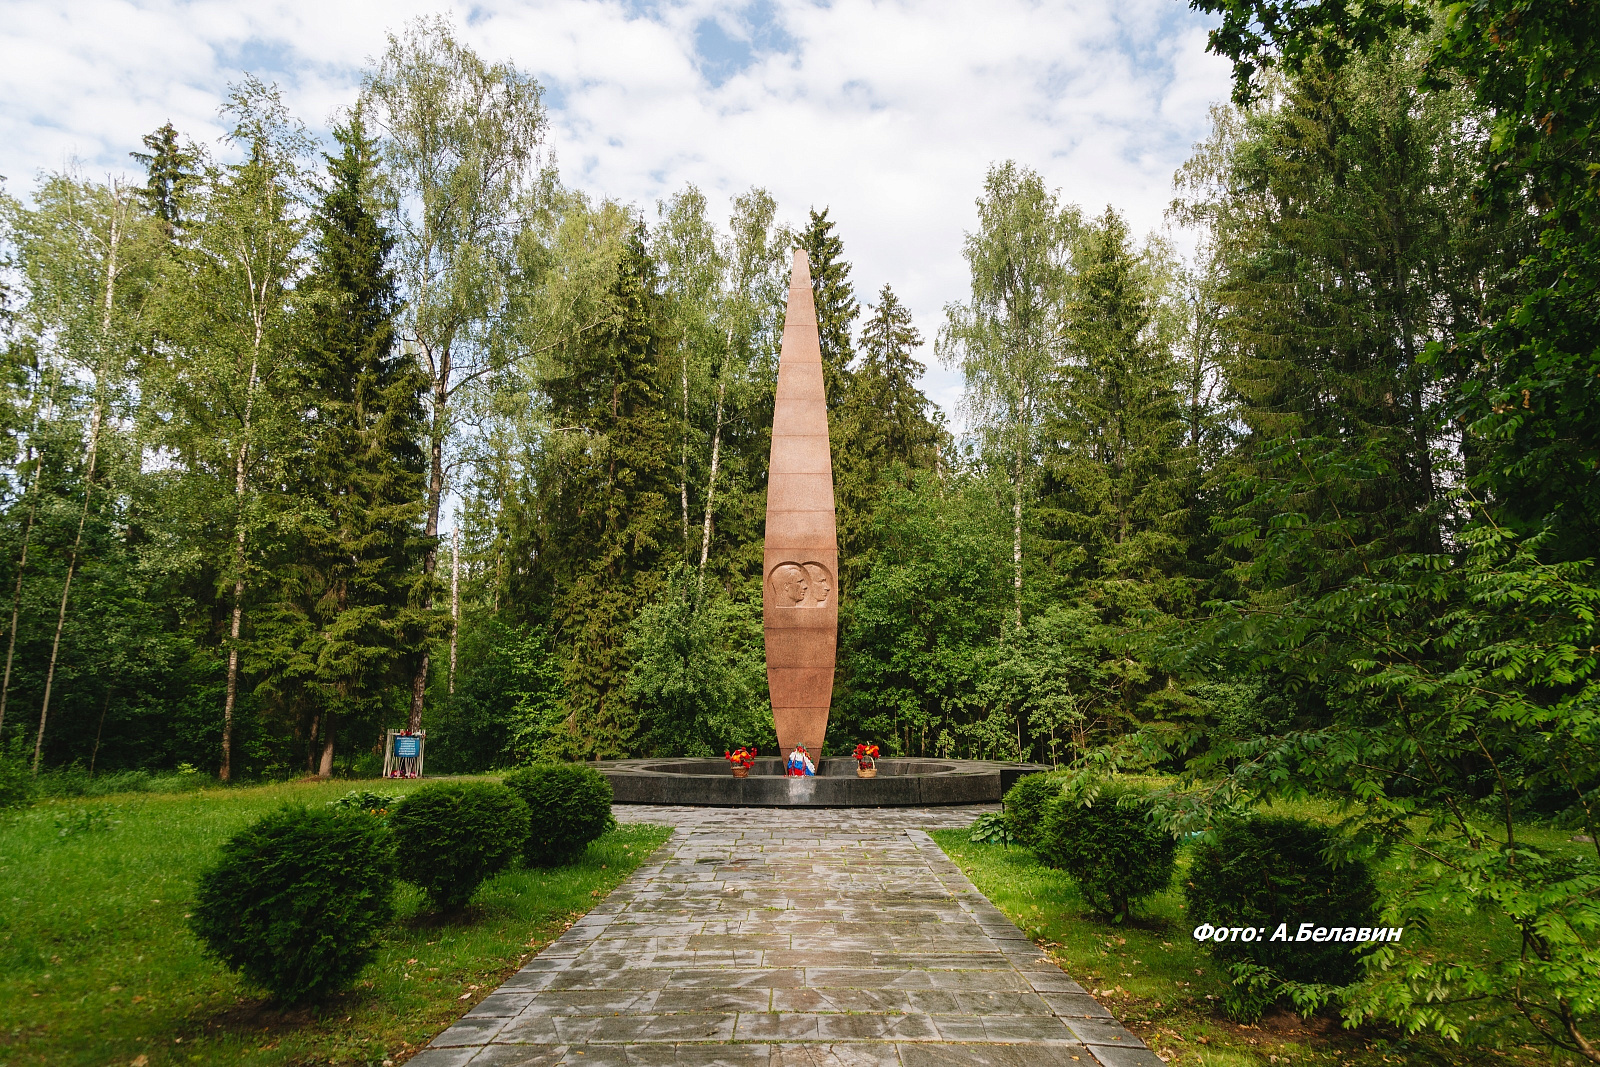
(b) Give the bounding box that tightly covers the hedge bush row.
[189,763,615,1004]
[997,773,1382,1017]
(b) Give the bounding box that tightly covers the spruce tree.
[1191,57,1489,584]
[130,123,198,237]
[536,224,674,758]
[254,113,430,777]
[833,285,944,586]
[1043,208,1190,623]
[795,208,858,409]
[851,285,942,472]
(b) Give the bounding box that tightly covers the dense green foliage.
[502,762,617,867]
[188,805,396,1002]
[1186,816,1380,987]
[388,781,529,909]
[1002,770,1063,851]
[624,565,772,757]
[1036,781,1176,920]
[0,746,34,810]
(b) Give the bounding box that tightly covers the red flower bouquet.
[853,743,879,778]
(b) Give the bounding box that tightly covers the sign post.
[382,730,427,779]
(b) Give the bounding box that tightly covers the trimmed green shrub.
[1002,771,1064,850]
[503,763,616,866]
[189,805,396,1003]
[1185,815,1380,987]
[390,781,530,909]
[1037,780,1176,920]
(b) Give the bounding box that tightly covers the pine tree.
[795,208,858,409]
[253,113,430,778]
[536,224,674,758]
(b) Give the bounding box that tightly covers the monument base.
[594,758,1049,807]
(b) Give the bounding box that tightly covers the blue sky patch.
[693,0,798,88]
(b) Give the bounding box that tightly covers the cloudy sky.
[1,0,1232,415]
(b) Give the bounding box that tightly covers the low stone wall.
[594,757,1050,807]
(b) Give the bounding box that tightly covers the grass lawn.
[933,801,1588,1067]
[0,776,671,1067]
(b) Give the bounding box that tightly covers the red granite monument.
[764,249,837,754]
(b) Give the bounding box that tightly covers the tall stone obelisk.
[764,249,837,754]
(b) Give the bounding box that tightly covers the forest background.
[0,1,1593,824]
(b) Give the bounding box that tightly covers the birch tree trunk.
[408,348,449,732]
[219,285,266,783]
[449,525,460,694]
[0,446,42,737]
[696,376,728,587]
[1012,439,1024,630]
[33,403,102,773]
[681,347,690,551]
[32,187,128,774]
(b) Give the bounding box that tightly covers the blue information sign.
[393,735,421,759]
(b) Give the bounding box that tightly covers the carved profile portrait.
[803,562,832,606]
[768,561,833,607]
[770,562,811,606]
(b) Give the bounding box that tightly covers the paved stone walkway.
[409,808,1162,1067]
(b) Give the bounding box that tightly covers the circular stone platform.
[594,757,1049,807]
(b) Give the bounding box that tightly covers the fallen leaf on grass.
[131,1057,149,1067]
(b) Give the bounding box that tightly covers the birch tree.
[939,162,1076,629]
[9,172,162,771]
[700,189,786,585]
[145,80,310,780]
[653,186,722,558]
[361,16,545,731]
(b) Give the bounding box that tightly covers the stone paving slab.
[410,810,1163,1067]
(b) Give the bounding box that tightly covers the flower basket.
[857,765,877,779]
[724,746,757,777]
[732,765,749,779]
[852,743,879,778]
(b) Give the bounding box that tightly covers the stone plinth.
[764,249,837,753]
[594,758,1051,807]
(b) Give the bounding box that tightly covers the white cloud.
[0,0,1233,417]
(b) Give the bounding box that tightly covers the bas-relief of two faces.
[769,562,833,607]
